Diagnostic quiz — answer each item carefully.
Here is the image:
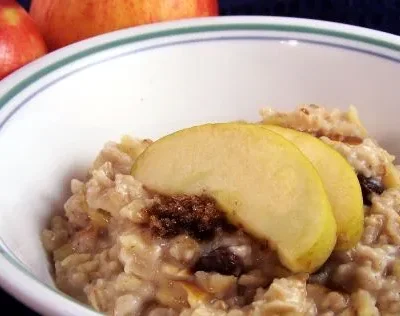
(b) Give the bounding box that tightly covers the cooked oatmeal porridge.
[42,105,400,316]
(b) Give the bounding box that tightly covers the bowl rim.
[0,15,399,315]
[1,16,399,105]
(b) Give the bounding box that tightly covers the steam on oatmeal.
[42,104,400,316]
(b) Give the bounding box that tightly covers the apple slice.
[132,123,336,273]
[264,125,364,250]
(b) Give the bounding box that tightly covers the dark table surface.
[0,290,39,315]
[4,0,400,315]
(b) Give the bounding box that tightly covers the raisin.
[192,247,245,277]
[309,262,335,285]
[357,174,384,206]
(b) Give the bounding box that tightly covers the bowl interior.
[0,18,399,298]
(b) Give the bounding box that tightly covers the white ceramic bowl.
[0,16,399,315]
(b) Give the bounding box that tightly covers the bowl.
[0,16,399,316]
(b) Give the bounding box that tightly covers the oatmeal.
[42,105,400,315]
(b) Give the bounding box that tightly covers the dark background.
[3,0,400,315]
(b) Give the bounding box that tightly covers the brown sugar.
[145,194,235,240]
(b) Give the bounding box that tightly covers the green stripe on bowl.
[0,23,399,109]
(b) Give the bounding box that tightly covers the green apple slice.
[132,123,336,273]
[264,125,364,250]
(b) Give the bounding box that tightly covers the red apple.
[30,0,219,51]
[0,0,47,80]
